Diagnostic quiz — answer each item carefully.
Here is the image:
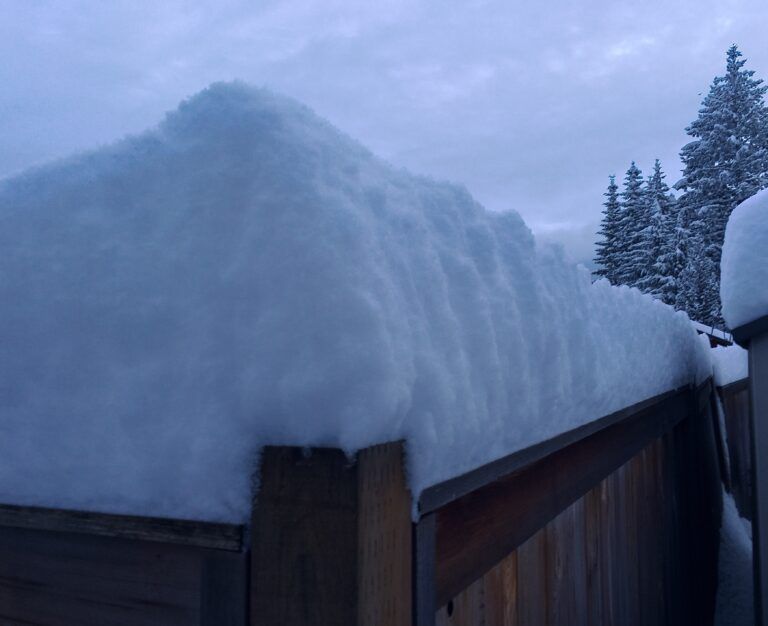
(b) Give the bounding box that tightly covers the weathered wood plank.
[515,531,546,626]
[720,381,753,519]
[598,474,617,626]
[750,332,768,626]
[251,442,413,626]
[0,525,248,625]
[435,575,484,626]
[200,551,249,626]
[0,503,243,551]
[483,551,518,626]
[357,442,412,626]
[584,482,604,626]
[250,446,359,626]
[414,513,437,626]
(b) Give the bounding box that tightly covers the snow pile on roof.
[711,345,749,387]
[721,188,768,329]
[0,83,710,522]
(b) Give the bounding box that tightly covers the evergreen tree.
[666,203,693,311]
[676,235,720,323]
[677,44,768,324]
[639,160,678,304]
[593,175,621,283]
[614,162,650,287]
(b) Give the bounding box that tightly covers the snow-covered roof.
[721,188,768,332]
[0,83,710,522]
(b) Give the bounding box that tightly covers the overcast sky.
[2,0,767,263]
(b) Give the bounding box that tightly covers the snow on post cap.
[721,188,768,330]
[0,82,709,522]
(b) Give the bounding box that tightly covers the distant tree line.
[594,45,768,328]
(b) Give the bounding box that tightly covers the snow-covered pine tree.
[676,234,720,324]
[639,160,679,304]
[614,162,650,288]
[676,45,768,324]
[666,203,692,311]
[593,175,621,284]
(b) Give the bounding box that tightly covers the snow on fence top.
[721,188,768,330]
[710,345,748,387]
[0,83,710,522]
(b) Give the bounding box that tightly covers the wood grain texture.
[357,442,413,626]
[200,551,249,626]
[251,442,413,626]
[414,513,437,626]
[749,333,768,626]
[251,446,359,626]
[720,380,753,519]
[0,503,243,551]
[0,525,248,626]
[515,531,546,626]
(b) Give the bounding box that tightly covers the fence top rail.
[418,383,695,515]
[718,377,750,395]
[0,502,244,551]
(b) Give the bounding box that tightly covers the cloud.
[1,0,767,246]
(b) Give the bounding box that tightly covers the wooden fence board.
[483,551,518,626]
[583,484,603,626]
[250,447,358,626]
[750,331,768,626]
[0,525,248,626]
[0,503,243,551]
[414,513,437,626]
[251,442,412,626]
[515,532,546,626]
[357,442,413,625]
[720,379,752,519]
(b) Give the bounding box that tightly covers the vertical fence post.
[413,513,436,626]
[250,441,412,626]
[732,315,768,626]
[750,331,768,626]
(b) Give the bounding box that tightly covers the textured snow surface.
[721,188,768,329]
[711,345,749,387]
[715,493,754,626]
[0,83,710,522]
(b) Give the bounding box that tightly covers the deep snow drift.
[721,188,768,329]
[0,83,710,522]
[715,493,754,626]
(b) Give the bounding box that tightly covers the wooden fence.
[0,505,248,625]
[718,378,752,519]
[0,380,725,625]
